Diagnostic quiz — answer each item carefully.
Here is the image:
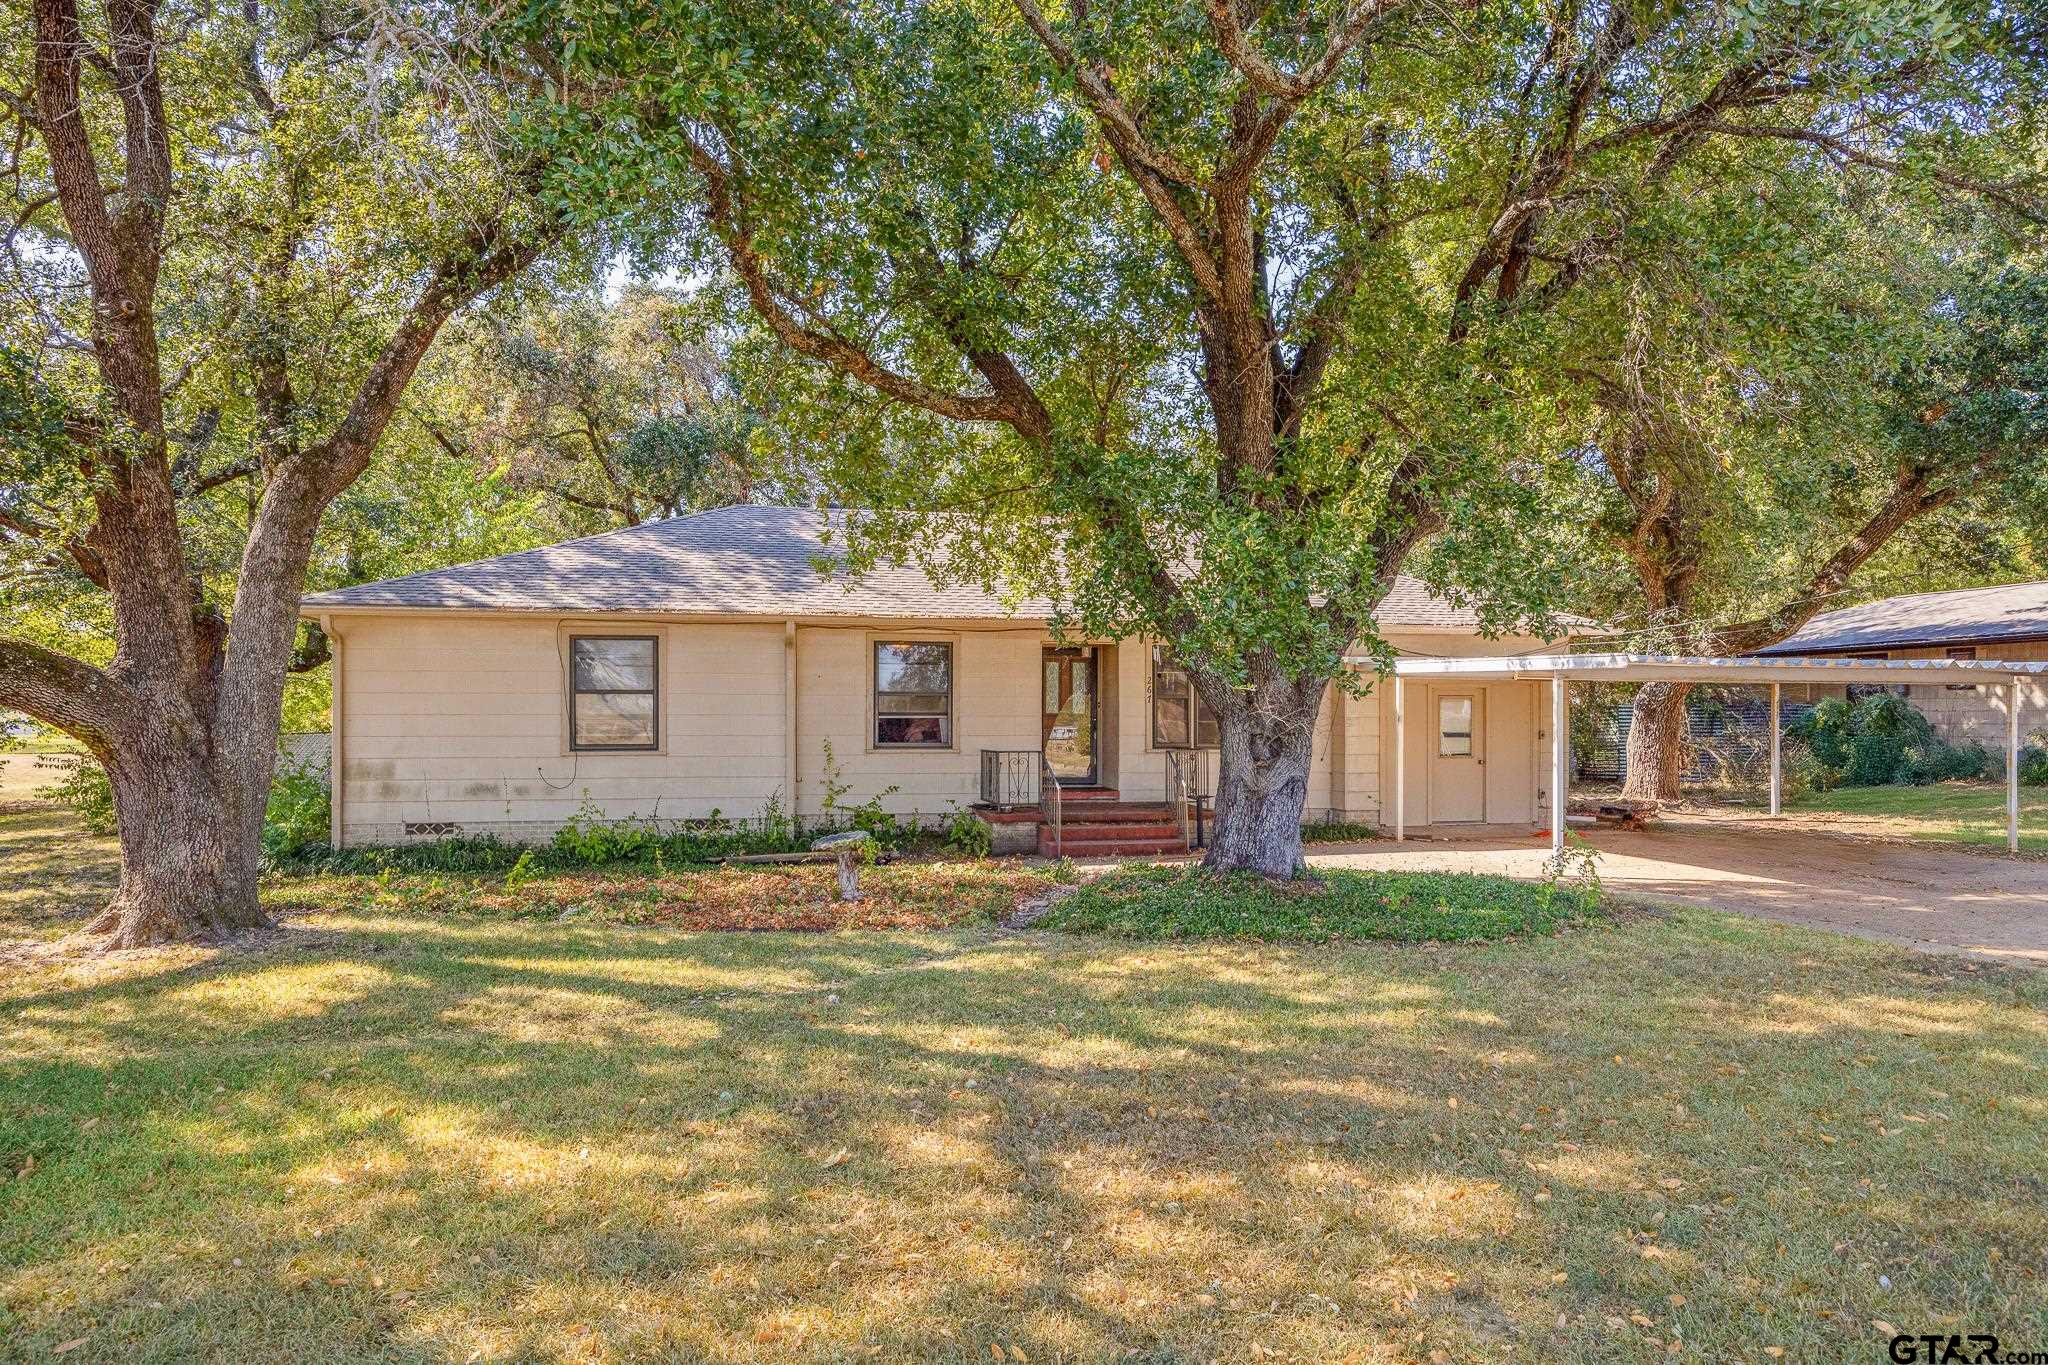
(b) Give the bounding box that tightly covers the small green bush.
[943,804,992,858]
[274,795,818,876]
[262,758,331,861]
[1303,820,1381,844]
[47,757,115,834]
[2020,743,2048,787]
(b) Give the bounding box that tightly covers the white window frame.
[871,639,955,750]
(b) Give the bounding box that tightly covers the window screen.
[875,642,952,746]
[570,636,658,750]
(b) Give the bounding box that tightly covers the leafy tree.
[1555,187,2048,798]
[533,0,2041,873]
[427,285,762,528]
[0,0,563,945]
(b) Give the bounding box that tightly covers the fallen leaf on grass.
[820,1148,851,1169]
[53,1340,90,1356]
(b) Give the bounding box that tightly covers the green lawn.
[1044,864,1596,942]
[1787,780,2048,854]
[4,809,2047,1362]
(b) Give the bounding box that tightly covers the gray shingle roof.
[300,504,1544,630]
[1754,580,2048,654]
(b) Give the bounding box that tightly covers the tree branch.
[1689,123,2048,225]
[0,506,109,587]
[1201,0,1406,102]
[0,635,126,745]
[1010,0,1223,303]
[681,129,1043,435]
[1715,465,1961,653]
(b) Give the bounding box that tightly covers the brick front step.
[1057,787,1120,802]
[1046,821,1182,842]
[1057,803,1179,824]
[1038,834,1187,857]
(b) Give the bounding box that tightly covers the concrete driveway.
[1306,817,2048,967]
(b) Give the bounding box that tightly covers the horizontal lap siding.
[333,612,1560,845]
[794,626,1042,822]
[1882,643,2048,749]
[339,616,787,844]
[1338,674,1381,824]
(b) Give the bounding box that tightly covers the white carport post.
[2010,676,2023,856]
[1550,674,1567,855]
[1769,682,1782,817]
[1393,673,1406,843]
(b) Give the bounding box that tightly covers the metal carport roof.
[1360,653,2040,854]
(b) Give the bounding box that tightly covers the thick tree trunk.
[1200,673,1322,879]
[1620,681,1693,803]
[84,725,271,948]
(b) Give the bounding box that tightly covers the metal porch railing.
[978,749,1042,808]
[1164,748,1208,850]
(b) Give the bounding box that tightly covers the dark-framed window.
[874,641,952,747]
[1845,652,1901,703]
[1150,646,1219,749]
[569,635,659,751]
[1946,646,1978,690]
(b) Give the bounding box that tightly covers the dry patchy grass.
[2,813,2046,1363]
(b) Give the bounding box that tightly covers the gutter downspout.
[321,614,344,849]
[785,620,799,829]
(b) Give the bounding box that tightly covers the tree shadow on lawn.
[0,808,119,947]
[3,910,2046,1362]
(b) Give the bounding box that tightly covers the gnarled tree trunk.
[1199,672,1323,879]
[90,736,269,947]
[0,0,557,949]
[1621,681,1693,803]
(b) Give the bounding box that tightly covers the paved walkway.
[1305,818,2048,967]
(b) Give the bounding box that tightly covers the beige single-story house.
[1755,580,2048,748]
[300,506,1586,849]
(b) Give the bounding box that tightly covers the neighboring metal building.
[1754,581,2048,748]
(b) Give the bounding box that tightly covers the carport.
[1384,654,2048,855]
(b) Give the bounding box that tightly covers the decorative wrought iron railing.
[1039,754,1063,859]
[978,749,1042,809]
[1163,748,1206,850]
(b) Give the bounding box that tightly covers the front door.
[1429,688,1486,823]
[1043,647,1097,785]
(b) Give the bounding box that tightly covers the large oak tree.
[0,0,564,944]
[536,0,2037,873]
[1560,193,2047,799]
